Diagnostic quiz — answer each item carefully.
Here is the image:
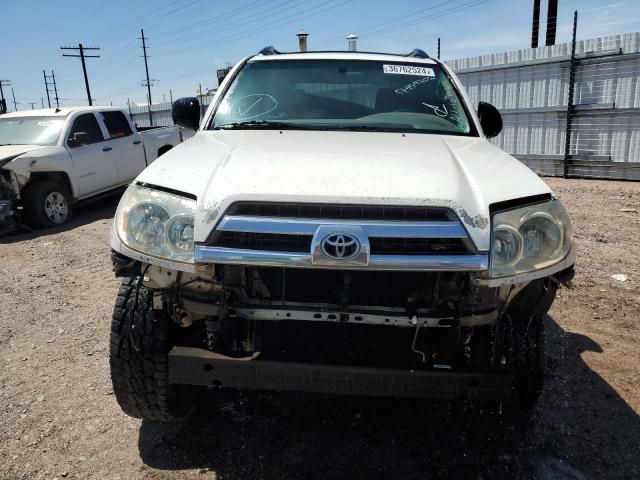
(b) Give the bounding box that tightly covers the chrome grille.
[196,202,488,271]
[225,202,454,221]
[216,232,311,252]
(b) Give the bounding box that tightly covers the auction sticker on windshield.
[383,64,435,76]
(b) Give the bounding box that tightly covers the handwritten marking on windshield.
[239,96,264,116]
[394,77,434,96]
[233,94,278,120]
[422,103,448,117]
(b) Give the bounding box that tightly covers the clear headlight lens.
[116,185,196,263]
[490,199,572,278]
[492,225,522,268]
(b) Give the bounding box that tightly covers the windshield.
[211,59,473,135]
[0,116,65,146]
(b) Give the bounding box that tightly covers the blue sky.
[2,0,639,110]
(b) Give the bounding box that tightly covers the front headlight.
[116,185,196,263]
[490,199,572,278]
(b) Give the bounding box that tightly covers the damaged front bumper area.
[169,347,514,401]
[112,201,573,401]
[132,261,563,401]
[0,172,19,234]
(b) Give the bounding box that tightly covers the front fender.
[3,146,76,195]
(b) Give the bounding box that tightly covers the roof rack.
[255,47,433,59]
[258,46,281,55]
[405,49,430,59]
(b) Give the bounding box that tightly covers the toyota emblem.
[321,233,360,260]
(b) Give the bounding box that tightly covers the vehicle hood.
[0,145,48,168]
[137,130,552,250]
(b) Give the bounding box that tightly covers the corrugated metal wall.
[448,32,640,180]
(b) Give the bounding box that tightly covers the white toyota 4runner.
[108,48,575,421]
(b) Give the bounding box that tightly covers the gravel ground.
[0,178,639,480]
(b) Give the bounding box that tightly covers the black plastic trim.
[135,182,197,200]
[489,194,553,215]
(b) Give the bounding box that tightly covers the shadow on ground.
[138,317,639,479]
[0,194,119,243]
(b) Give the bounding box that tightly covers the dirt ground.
[0,178,638,480]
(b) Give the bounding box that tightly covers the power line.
[360,0,492,41]
[314,0,456,47]
[61,44,101,106]
[153,0,266,38]
[83,0,202,43]
[155,0,348,57]
[313,0,490,50]
[152,0,299,47]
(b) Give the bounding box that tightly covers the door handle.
[133,140,141,145]
[102,147,113,152]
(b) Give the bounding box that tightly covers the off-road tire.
[494,280,556,406]
[110,277,199,421]
[508,313,546,405]
[22,180,73,228]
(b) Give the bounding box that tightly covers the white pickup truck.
[0,106,181,231]
[108,49,575,421]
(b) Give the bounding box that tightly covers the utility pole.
[0,79,11,114]
[28,102,37,110]
[437,37,441,59]
[140,29,153,126]
[11,88,18,111]
[169,89,173,104]
[43,70,52,107]
[563,10,578,179]
[546,0,558,46]
[51,70,60,107]
[531,0,541,48]
[41,98,44,108]
[61,43,100,106]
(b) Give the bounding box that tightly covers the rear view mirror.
[68,131,90,147]
[172,97,201,130]
[477,101,502,139]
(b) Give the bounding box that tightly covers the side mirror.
[68,131,90,147]
[172,97,201,130]
[477,101,502,139]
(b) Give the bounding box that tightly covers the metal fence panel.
[449,31,640,180]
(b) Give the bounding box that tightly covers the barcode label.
[383,64,435,76]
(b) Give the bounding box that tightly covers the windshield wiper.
[213,120,313,130]
[330,125,411,132]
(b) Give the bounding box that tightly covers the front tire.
[22,181,72,228]
[109,277,199,421]
[494,279,556,405]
